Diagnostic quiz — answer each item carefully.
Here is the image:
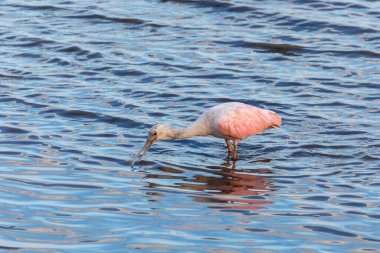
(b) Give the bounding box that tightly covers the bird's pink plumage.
[208,102,281,140]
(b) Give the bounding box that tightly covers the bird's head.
[149,124,178,141]
[131,124,178,166]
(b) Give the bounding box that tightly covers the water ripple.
[0,0,379,252]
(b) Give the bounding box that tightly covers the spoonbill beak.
[131,134,156,167]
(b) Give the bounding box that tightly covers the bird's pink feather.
[208,103,281,140]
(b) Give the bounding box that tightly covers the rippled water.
[1,0,380,252]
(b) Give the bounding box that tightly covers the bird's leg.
[232,140,239,161]
[225,139,232,158]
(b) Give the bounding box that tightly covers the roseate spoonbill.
[131,102,281,166]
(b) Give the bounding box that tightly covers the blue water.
[0,0,379,252]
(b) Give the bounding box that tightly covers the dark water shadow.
[215,40,304,56]
[215,40,380,58]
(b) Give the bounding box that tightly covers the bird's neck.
[169,121,209,140]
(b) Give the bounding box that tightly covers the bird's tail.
[269,111,282,128]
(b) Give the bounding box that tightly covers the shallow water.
[1,0,380,252]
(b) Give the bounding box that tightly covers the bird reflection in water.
[145,160,275,211]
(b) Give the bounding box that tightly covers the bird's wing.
[214,105,272,140]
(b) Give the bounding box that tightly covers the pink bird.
[132,102,282,166]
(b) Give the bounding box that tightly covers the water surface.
[0,0,379,252]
